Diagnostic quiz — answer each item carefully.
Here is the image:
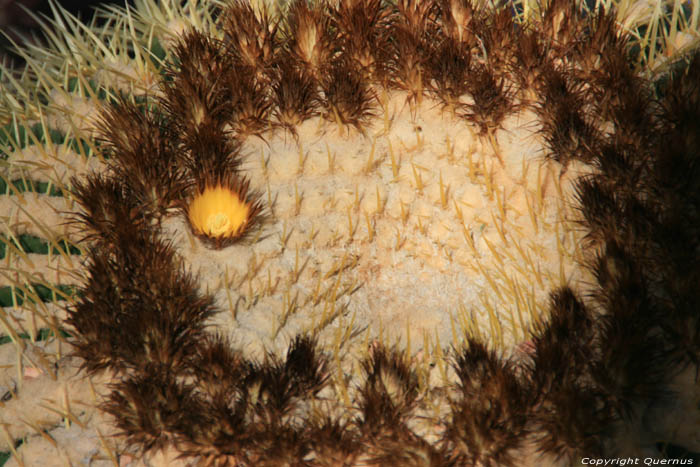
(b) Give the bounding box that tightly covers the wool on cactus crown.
[1,0,700,465]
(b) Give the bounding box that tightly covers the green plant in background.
[1,0,700,465]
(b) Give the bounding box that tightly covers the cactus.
[1,0,700,465]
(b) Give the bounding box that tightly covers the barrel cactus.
[1,0,700,465]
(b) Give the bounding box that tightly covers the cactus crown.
[2,0,700,464]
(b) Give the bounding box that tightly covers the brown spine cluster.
[63,0,700,465]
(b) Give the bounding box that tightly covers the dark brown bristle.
[271,57,320,131]
[586,239,672,421]
[462,64,516,134]
[590,141,649,197]
[527,288,607,462]
[237,425,310,467]
[442,339,529,467]
[388,25,429,108]
[436,0,479,45]
[356,345,419,435]
[587,47,656,151]
[512,28,550,98]
[191,333,246,397]
[66,227,217,374]
[331,0,393,79]
[363,427,453,467]
[590,240,660,327]
[651,55,700,291]
[223,64,275,139]
[221,0,280,73]
[535,66,602,166]
[238,336,328,427]
[395,0,438,33]
[354,345,451,466]
[282,335,329,398]
[320,56,377,130]
[161,30,236,137]
[573,8,626,77]
[66,172,153,246]
[531,382,608,462]
[574,175,624,247]
[593,312,669,422]
[656,53,700,164]
[65,247,135,373]
[479,6,518,72]
[574,174,654,249]
[304,417,361,467]
[170,29,234,84]
[539,0,587,54]
[176,387,253,466]
[530,288,598,376]
[387,0,438,107]
[282,0,335,77]
[428,37,471,112]
[178,123,244,177]
[94,96,187,220]
[103,369,209,455]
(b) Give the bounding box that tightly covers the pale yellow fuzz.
[189,186,250,237]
